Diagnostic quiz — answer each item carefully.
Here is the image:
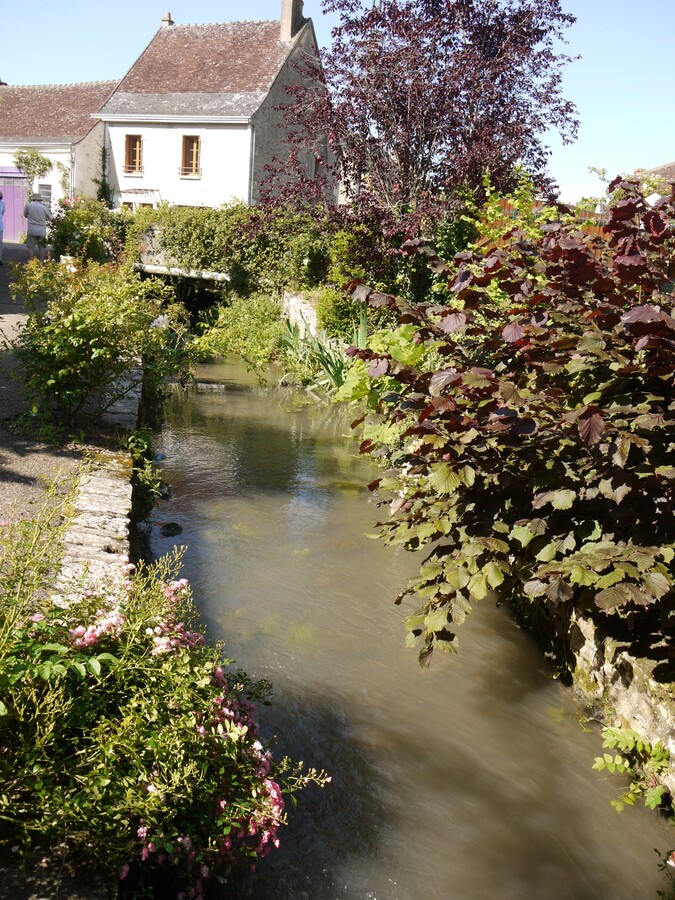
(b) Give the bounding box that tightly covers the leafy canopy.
[339,177,674,668]
[281,0,578,221]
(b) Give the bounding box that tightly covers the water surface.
[150,360,671,900]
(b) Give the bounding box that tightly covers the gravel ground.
[0,243,83,522]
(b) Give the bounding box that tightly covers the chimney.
[280,0,304,41]
[161,11,174,27]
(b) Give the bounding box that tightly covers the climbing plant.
[13,148,53,197]
[337,177,674,668]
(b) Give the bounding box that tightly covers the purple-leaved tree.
[277,0,578,223]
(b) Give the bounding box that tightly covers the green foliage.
[13,148,52,196]
[315,285,361,339]
[0,505,327,893]
[279,320,348,392]
[93,143,113,207]
[127,429,162,520]
[592,726,670,813]
[194,293,284,375]
[127,204,330,296]
[338,178,675,668]
[125,202,461,306]
[50,197,131,262]
[12,260,194,424]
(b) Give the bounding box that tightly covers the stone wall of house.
[251,22,336,204]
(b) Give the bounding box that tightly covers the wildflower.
[119,863,130,880]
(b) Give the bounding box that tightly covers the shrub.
[127,204,331,296]
[194,293,284,374]
[50,197,132,263]
[337,177,675,669]
[12,260,194,425]
[0,510,327,895]
[125,201,470,304]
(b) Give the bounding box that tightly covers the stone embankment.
[569,614,675,795]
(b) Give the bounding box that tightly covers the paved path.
[0,244,82,521]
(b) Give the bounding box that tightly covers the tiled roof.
[100,91,266,119]
[113,21,292,96]
[0,82,117,142]
[643,161,675,182]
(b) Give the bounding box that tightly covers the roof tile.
[0,82,117,141]
[116,21,292,95]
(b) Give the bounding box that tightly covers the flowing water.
[149,360,671,900]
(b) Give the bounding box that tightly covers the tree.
[281,0,578,222]
[13,148,53,198]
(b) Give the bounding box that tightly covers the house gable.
[98,20,301,123]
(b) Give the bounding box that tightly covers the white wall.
[0,142,72,208]
[106,122,253,209]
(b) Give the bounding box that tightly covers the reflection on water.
[150,360,670,900]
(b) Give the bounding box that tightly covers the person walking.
[23,193,52,262]
[0,191,5,265]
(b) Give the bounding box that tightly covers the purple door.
[0,170,28,242]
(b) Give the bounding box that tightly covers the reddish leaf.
[642,210,669,239]
[429,369,461,396]
[369,358,390,377]
[577,406,605,446]
[622,305,662,324]
[441,312,468,333]
[610,198,641,221]
[346,281,371,303]
[502,322,525,343]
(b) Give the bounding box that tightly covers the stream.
[148,360,671,900]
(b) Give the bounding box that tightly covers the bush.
[338,178,675,669]
[0,508,326,895]
[126,201,473,304]
[194,293,284,374]
[128,204,331,296]
[50,197,132,263]
[12,260,194,425]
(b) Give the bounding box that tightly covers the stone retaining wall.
[569,613,675,795]
[281,290,318,335]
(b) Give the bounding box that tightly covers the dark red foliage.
[274,0,578,225]
[344,180,674,667]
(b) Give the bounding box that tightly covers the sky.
[2,0,674,203]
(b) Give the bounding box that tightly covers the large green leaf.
[428,463,461,495]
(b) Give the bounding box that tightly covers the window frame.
[124,135,143,175]
[180,135,201,178]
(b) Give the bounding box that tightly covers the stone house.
[0,1,328,230]
[0,81,116,240]
[97,0,326,211]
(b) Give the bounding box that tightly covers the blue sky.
[3,0,674,202]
